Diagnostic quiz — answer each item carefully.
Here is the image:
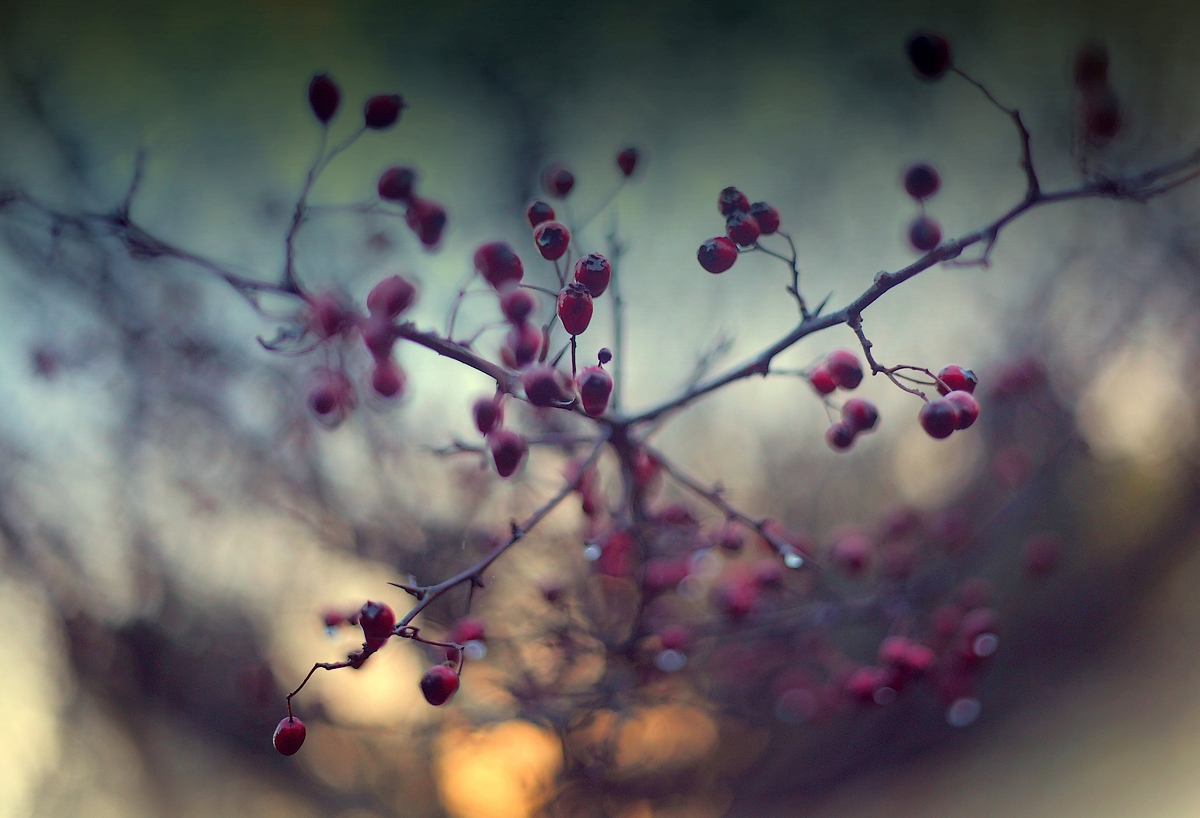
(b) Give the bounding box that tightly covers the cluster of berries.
[919,365,981,439]
[696,187,781,273]
[307,74,446,248]
[273,600,469,755]
[305,274,417,425]
[806,350,880,451]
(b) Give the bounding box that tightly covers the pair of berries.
[308,74,405,130]
[825,397,880,451]
[1074,43,1121,144]
[376,166,445,247]
[809,349,864,395]
[919,365,981,438]
[901,163,943,252]
[697,188,782,274]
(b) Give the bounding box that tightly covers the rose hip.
[308,74,340,124]
[366,274,417,319]
[908,216,942,252]
[488,429,528,477]
[718,187,750,216]
[273,716,307,755]
[826,349,864,389]
[541,165,575,197]
[557,282,593,335]
[726,211,762,247]
[698,236,738,274]
[577,365,613,417]
[944,390,979,429]
[472,396,503,435]
[474,241,524,290]
[906,31,952,80]
[842,398,879,432]
[919,398,960,439]
[363,94,405,129]
[748,202,780,234]
[419,665,460,706]
[903,163,940,200]
[532,221,570,261]
[359,600,396,649]
[377,166,416,203]
[573,253,612,297]
[616,147,639,177]
[937,364,978,395]
[499,289,536,324]
[525,200,555,228]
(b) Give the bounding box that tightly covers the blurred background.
[1,0,1200,816]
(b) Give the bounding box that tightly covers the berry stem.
[951,67,1040,200]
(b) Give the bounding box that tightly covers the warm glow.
[435,720,563,818]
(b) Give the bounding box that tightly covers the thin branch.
[952,67,1040,199]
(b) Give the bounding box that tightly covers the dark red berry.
[448,617,486,644]
[937,364,978,395]
[826,349,864,390]
[359,600,396,649]
[366,274,416,319]
[307,292,353,340]
[748,202,780,234]
[906,31,952,80]
[308,74,340,124]
[533,221,570,261]
[697,236,738,274]
[908,216,941,252]
[825,422,856,451]
[307,369,354,422]
[944,390,979,430]
[597,347,612,365]
[842,398,879,432]
[903,163,941,200]
[501,323,542,369]
[541,165,575,197]
[499,289,536,324]
[472,396,503,435]
[831,533,872,576]
[573,253,611,297]
[377,166,416,203]
[522,365,574,408]
[361,315,395,359]
[809,364,837,396]
[488,429,527,477]
[577,366,613,417]
[405,199,446,247]
[726,211,762,247]
[474,241,525,290]
[919,398,959,439]
[419,664,460,706]
[363,94,405,129]
[616,147,639,177]
[273,716,306,755]
[370,359,405,398]
[1073,42,1109,89]
[1081,87,1121,143]
[525,200,555,228]
[718,187,750,216]
[557,283,593,335]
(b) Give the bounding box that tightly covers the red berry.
[842,398,879,432]
[826,349,864,390]
[573,253,611,297]
[419,664,460,706]
[366,274,417,319]
[306,292,353,340]
[474,241,525,290]
[908,216,941,252]
[825,422,856,451]
[697,236,738,274]
[903,163,940,200]
[521,365,574,408]
[308,368,353,420]
[808,364,837,396]
[377,166,416,203]
[557,283,593,335]
[748,202,780,234]
[918,398,960,439]
[577,365,613,417]
[944,390,979,430]
[501,323,542,369]
[488,429,528,477]
[525,199,555,228]
[726,211,762,247]
[499,289,536,324]
[1073,42,1109,89]
[532,221,570,261]
[831,533,872,576]
[718,186,750,216]
[308,74,340,124]
[936,364,978,395]
[472,396,503,435]
[370,359,405,398]
[405,199,447,247]
[359,600,396,649]
[356,315,395,357]
[597,347,612,365]
[364,94,405,129]
[273,716,306,755]
[1081,87,1121,143]
[541,165,575,198]
[906,31,952,80]
[448,617,486,644]
[616,147,639,177]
